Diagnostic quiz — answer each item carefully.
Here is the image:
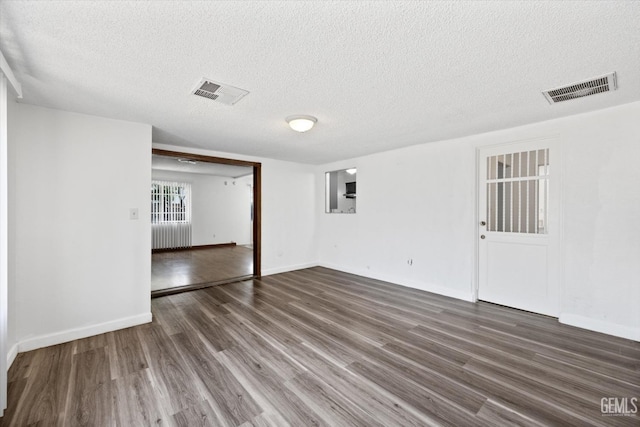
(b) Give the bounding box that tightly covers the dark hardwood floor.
[2,267,639,426]
[152,246,253,291]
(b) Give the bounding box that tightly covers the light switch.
[129,208,139,220]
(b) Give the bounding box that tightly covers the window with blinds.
[486,149,549,234]
[151,181,191,224]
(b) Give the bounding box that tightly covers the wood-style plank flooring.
[2,267,639,426]
[152,246,253,291]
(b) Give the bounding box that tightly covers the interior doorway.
[150,149,261,297]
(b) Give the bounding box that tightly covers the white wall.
[558,102,640,341]
[0,75,10,414]
[317,141,476,302]
[151,169,252,246]
[9,103,152,351]
[317,101,640,341]
[152,143,318,276]
[6,94,17,363]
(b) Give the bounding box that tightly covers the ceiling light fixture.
[177,158,197,165]
[286,115,317,132]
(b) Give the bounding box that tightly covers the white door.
[478,140,560,317]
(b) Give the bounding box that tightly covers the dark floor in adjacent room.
[2,267,638,426]
[151,245,253,291]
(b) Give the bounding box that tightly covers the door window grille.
[486,149,549,234]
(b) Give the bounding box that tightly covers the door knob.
[480,235,486,239]
[480,221,486,226]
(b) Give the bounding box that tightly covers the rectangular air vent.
[192,78,249,106]
[542,72,617,104]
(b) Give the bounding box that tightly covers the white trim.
[319,262,475,302]
[17,313,152,353]
[0,50,22,99]
[472,147,480,302]
[0,75,8,416]
[559,313,640,342]
[471,135,560,302]
[6,344,17,370]
[262,262,320,277]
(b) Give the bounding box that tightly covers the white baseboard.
[318,262,475,302]
[262,262,320,277]
[17,312,153,353]
[559,313,639,342]
[6,343,18,370]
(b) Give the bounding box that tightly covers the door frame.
[151,148,262,279]
[472,135,563,315]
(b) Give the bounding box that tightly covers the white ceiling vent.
[192,78,249,106]
[542,72,617,104]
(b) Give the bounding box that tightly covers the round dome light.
[286,115,317,132]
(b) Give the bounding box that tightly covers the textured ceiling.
[1,1,639,164]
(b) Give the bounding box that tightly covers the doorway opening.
[150,149,261,297]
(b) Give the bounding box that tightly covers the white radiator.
[151,180,192,249]
[152,222,192,249]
